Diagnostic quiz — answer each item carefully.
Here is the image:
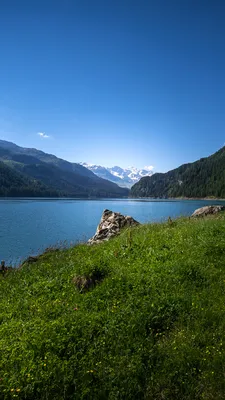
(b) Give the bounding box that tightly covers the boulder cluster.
[88,209,140,245]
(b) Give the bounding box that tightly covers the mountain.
[130,146,225,198]
[0,161,59,197]
[0,140,129,197]
[80,163,154,188]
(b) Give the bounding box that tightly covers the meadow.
[1,213,225,399]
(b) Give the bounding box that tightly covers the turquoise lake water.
[1,198,225,265]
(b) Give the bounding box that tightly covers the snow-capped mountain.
[80,163,154,188]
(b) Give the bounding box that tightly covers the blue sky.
[0,0,225,172]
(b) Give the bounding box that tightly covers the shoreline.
[129,196,225,201]
[0,196,225,201]
[1,198,225,267]
[2,211,225,398]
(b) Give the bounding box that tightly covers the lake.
[1,198,225,265]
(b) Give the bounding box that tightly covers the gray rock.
[88,209,140,244]
[192,205,225,217]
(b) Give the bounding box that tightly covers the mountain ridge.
[0,140,129,197]
[130,146,225,198]
[0,160,59,197]
[80,162,154,188]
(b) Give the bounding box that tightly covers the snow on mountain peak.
[144,165,154,171]
[80,163,154,188]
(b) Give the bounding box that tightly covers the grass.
[1,213,225,399]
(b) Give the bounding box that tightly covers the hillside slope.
[0,161,59,197]
[131,146,225,198]
[0,140,129,197]
[1,213,225,399]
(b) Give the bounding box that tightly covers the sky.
[0,0,225,172]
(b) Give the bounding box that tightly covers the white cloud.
[37,132,49,139]
[144,165,154,171]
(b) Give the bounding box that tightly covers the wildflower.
[43,364,46,367]
[16,388,21,392]
[11,389,14,392]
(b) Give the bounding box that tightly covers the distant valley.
[2,139,223,200]
[80,163,154,188]
[0,140,129,198]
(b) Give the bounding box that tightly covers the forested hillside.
[0,161,59,197]
[0,140,129,197]
[131,146,225,198]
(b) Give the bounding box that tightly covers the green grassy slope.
[1,214,225,399]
